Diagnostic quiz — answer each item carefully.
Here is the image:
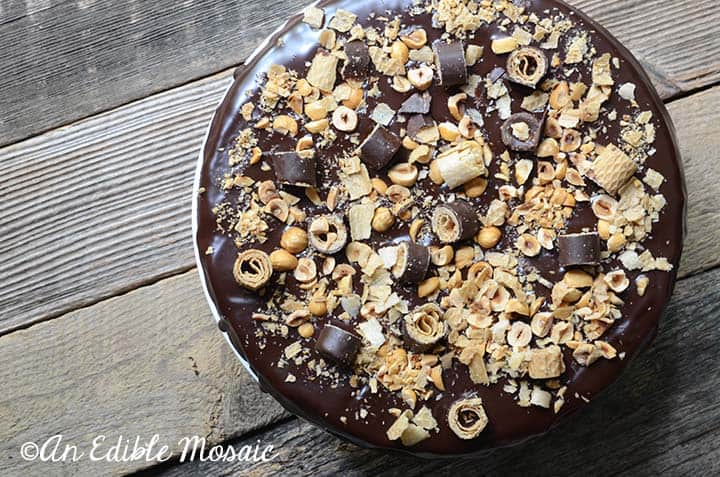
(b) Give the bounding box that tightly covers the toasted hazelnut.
[607,233,626,253]
[308,297,328,316]
[597,220,611,240]
[332,106,358,132]
[536,137,560,157]
[517,233,541,257]
[475,226,502,249]
[537,228,556,250]
[402,135,419,150]
[400,28,427,49]
[254,116,270,129]
[332,263,357,281]
[273,115,298,136]
[545,116,563,138]
[506,298,530,316]
[305,118,329,134]
[392,75,413,93]
[604,270,630,293]
[409,144,433,164]
[591,195,618,221]
[388,162,419,186]
[448,93,467,122]
[507,322,532,347]
[257,180,280,204]
[295,135,314,152]
[321,257,336,275]
[371,178,388,195]
[408,65,433,90]
[458,115,477,139]
[463,177,488,198]
[636,275,649,296]
[294,258,317,282]
[386,184,411,203]
[409,219,424,242]
[537,161,556,184]
[418,276,440,298]
[455,246,475,269]
[249,146,262,164]
[430,245,454,266]
[491,36,518,54]
[391,40,410,64]
[428,160,444,185]
[565,167,585,186]
[498,185,519,201]
[372,207,395,232]
[342,87,364,110]
[305,100,328,120]
[280,227,308,254]
[490,286,511,312]
[265,198,290,222]
[298,322,315,338]
[438,122,460,142]
[515,159,534,185]
[549,81,571,110]
[287,92,304,115]
[531,312,553,337]
[560,128,582,152]
[270,249,298,271]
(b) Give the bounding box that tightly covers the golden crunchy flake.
[302,6,325,29]
[528,345,565,379]
[307,52,338,92]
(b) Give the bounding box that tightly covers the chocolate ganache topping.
[194,0,686,456]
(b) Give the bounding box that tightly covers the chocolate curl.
[558,232,601,267]
[402,304,446,352]
[357,124,401,171]
[233,249,273,291]
[315,324,362,365]
[271,151,317,187]
[500,112,545,152]
[431,200,480,243]
[343,40,370,78]
[433,41,467,87]
[506,47,548,88]
[392,241,431,284]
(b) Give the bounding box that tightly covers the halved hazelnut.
[438,122,460,142]
[265,198,289,222]
[514,159,534,185]
[332,263,356,281]
[309,216,348,254]
[536,137,559,157]
[458,115,477,139]
[536,161,555,184]
[560,128,582,152]
[490,286,510,312]
[294,258,317,282]
[430,245,454,266]
[507,322,532,347]
[591,194,619,221]
[409,144,433,164]
[257,180,280,204]
[386,184,411,203]
[305,118,329,134]
[537,228,556,250]
[388,162,419,187]
[517,233,541,257]
[408,65,433,90]
[400,28,427,49]
[448,93,467,121]
[531,312,553,337]
[544,116,563,138]
[273,115,298,136]
[332,106,358,132]
[604,270,630,293]
[549,81,571,110]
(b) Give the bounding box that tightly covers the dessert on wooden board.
[194,0,685,455]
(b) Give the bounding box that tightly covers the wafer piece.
[588,144,637,194]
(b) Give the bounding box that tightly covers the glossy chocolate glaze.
[194,0,686,456]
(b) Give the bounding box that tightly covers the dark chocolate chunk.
[391,241,431,283]
[399,92,432,114]
[402,304,446,352]
[488,66,506,83]
[433,41,467,87]
[406,114,434,141]
[558,232,601,267]
[500,112,545,152]
[315,324,362,365]
[343,40,370,78]
[506,47,548,88]
[357,124,401,170]
[271,151,317,187]
[431,200,480,243]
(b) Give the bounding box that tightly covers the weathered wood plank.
[148,266,720,476]
[0,270,287,477]
[668,87,720,277]
[1,0,719,147]
[1,79,717,335]
[0,0,308,146]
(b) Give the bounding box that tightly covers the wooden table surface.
[1,0,719,475]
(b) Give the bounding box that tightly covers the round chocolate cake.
[194,0,685,456]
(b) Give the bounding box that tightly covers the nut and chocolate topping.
[196,0,684,456]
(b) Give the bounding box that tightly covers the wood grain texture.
[1,79,717,335]
[0,0,308,146]
[667,86,720,277]
[1,0,719,147]
[571,0,720,100]
[0,270,287,477]
[149,266,720,477]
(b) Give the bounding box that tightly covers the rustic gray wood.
[1,0,718,147]
[148,266,720,477]
[0,0,308,147]
[0,270,287,477]
[1,80,717,335]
